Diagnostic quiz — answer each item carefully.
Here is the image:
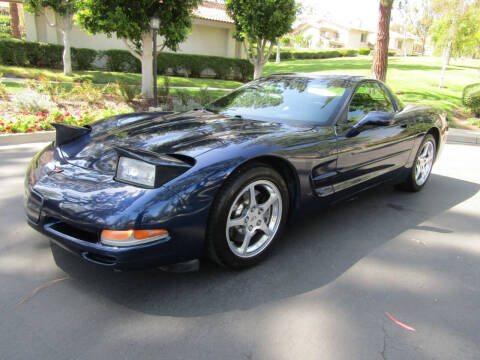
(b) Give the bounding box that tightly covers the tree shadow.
[52,173,480,318]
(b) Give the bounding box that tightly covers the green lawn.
[264,56,480,121]
[0,64,243,89]
[3,80,230,99]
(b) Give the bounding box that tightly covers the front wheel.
[206,164,289,269]
[398,134,436,192]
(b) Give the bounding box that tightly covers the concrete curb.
[446,128,480,146]
[0,131,55,146]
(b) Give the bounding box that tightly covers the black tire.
[397,134,436,192]
[206,163,289,269]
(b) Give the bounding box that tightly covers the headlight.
[115,157,156,187]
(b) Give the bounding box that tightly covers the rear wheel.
[206,164,289,269]
[397,134,436,192]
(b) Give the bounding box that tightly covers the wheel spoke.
[259,223,273,237]
[239,232,253,255]
[259,193,278,212]
[227,216,246,229]
[248,185,257,207]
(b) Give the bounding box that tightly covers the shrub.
[175,89,190,106]
[71,48,98,70]
[388,51,397,56]
[69,81,104,105]
[108,80,140,102]
[26,75,65,103]
[0,38,63,68]
[359,48,371,55]
[339,49,358,57]
[12,89,56,112]
[156,52,253,81]
[268,49,353,61]
[0,73,8,100]
[0,39,254,81]
[103,49,141,73]
[198,87,213,106]
[463,83,480,116]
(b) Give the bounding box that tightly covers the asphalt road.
[1,142,479,360]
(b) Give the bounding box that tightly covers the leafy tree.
[431,0,480,87]
[412,0,434,56]
[372,0,394,82]
[225,0,297,79]
[24,0,78,75]
[77,0,200,98]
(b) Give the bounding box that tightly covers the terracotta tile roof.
[194,1,233,24]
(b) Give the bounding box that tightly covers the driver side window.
[347,82,394,125]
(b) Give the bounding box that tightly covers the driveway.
[1,142,479,360]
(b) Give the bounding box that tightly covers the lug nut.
[248,225,253,231]
[257,220,261,226]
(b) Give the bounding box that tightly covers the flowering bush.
[0,107,131,133]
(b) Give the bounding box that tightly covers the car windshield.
[205,76,348,124]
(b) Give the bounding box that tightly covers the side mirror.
[358,111,394,127]
[347,111,394,138]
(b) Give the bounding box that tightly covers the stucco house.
[389,31,424,55]
[292,20,373,50]
[22,0,245,59]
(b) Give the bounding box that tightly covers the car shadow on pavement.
[51,173,479,317]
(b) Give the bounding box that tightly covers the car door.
[333,81,414,194]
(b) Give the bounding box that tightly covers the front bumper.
[27,215,179,270]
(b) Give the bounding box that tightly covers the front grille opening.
[49,221,99,243]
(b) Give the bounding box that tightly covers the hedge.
[463,83,480,116]
[269,48,358,61]
[0,38,253,81]
[359,48,371,55]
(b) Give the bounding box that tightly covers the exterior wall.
[24,15,244,59]
[294,23,372,50]
[389,36,416,55]
[346,29,370,49]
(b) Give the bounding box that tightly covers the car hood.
[58,110,302,174]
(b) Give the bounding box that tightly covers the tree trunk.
[421,35,427,56]
[276,38,280,63]
[438,40,452,88]
[372,0,393,82]
[141,31,154,99]
[254,61,264,79]
[9,2,21,39]
[61,15,73,76]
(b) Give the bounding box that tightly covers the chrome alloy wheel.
[415,140,435,186]
[226,180,283,258]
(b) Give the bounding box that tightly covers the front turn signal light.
[101,229,169,247]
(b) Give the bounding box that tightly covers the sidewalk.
[447,128,480,145]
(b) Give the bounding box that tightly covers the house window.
[361,33,367,43]
[397,39,403,49]
[334,32,339,40]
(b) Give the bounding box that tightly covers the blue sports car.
[25,74,448,270]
